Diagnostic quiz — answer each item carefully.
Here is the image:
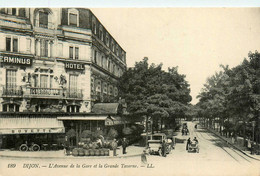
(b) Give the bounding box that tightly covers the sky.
[90,8,260,104]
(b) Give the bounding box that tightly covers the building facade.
[0,8,127,149]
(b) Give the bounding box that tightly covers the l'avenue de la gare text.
[48,163,139,169]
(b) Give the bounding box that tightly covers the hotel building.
[0,8,127,149]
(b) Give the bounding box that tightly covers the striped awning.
[0,117,65,134]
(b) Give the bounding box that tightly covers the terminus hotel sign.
[0,54,32,66]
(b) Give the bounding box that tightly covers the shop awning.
[0,117,65,135]
[57,116,107,120]
[105,116,128,126]
[92,103,119,115]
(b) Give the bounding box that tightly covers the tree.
[197,51,260,143]
[118,58,192,135]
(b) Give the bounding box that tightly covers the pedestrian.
[247,138,252,153]
[122,137,128,154]
[161,140,167,157]
[193,137,198,143]
[141,150,148,166]
[186,137,191,150]
[111,139,118,156]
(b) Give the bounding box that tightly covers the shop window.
[67,105,80,113]
[3,104,20,112]
[39,11,48,28]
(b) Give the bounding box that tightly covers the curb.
[206,127,260,161]
[0,153,142,160]
[0,148,142,159]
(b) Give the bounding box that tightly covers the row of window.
[91,78,118,97]
[1,8,126,62]
[93,50,123,77]
[4,37,80,60]
[91,17,125,62]
[2,103,80,113]
[0,8,26,17]
[5,70,79,92]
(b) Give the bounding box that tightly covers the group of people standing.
[111,137,128,156]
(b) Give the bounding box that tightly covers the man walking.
[186,137,191,150]
[122,138,128,154]
[161,140,167,157]
[111,139,118,156]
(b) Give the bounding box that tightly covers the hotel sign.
[64,62,85,70]
[0,54,32,66]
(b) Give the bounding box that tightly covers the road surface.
[0,122,259,176]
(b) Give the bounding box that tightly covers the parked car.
[148,133,172,156]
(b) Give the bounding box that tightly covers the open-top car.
[188,140,199,153]
[148,133,172,156]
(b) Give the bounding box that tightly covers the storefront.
[0,114,65,150]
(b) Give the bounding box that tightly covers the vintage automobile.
[148,133,172,156]
[188,140,199,153]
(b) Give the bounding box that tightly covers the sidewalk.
[206,127,260,161]
[0,145,144,159]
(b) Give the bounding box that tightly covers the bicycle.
[19,142,40,152]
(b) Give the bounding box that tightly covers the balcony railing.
[2,86,23,96]
[65,90,83,99]
[28,87,62,97]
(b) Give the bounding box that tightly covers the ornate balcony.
[2,86,23,97]
[24,87,63,99]
[65,89,83,99]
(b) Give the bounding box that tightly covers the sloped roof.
[92,103,120,115]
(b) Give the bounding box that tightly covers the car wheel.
[19,144,28,152]
[32,144,40,151]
